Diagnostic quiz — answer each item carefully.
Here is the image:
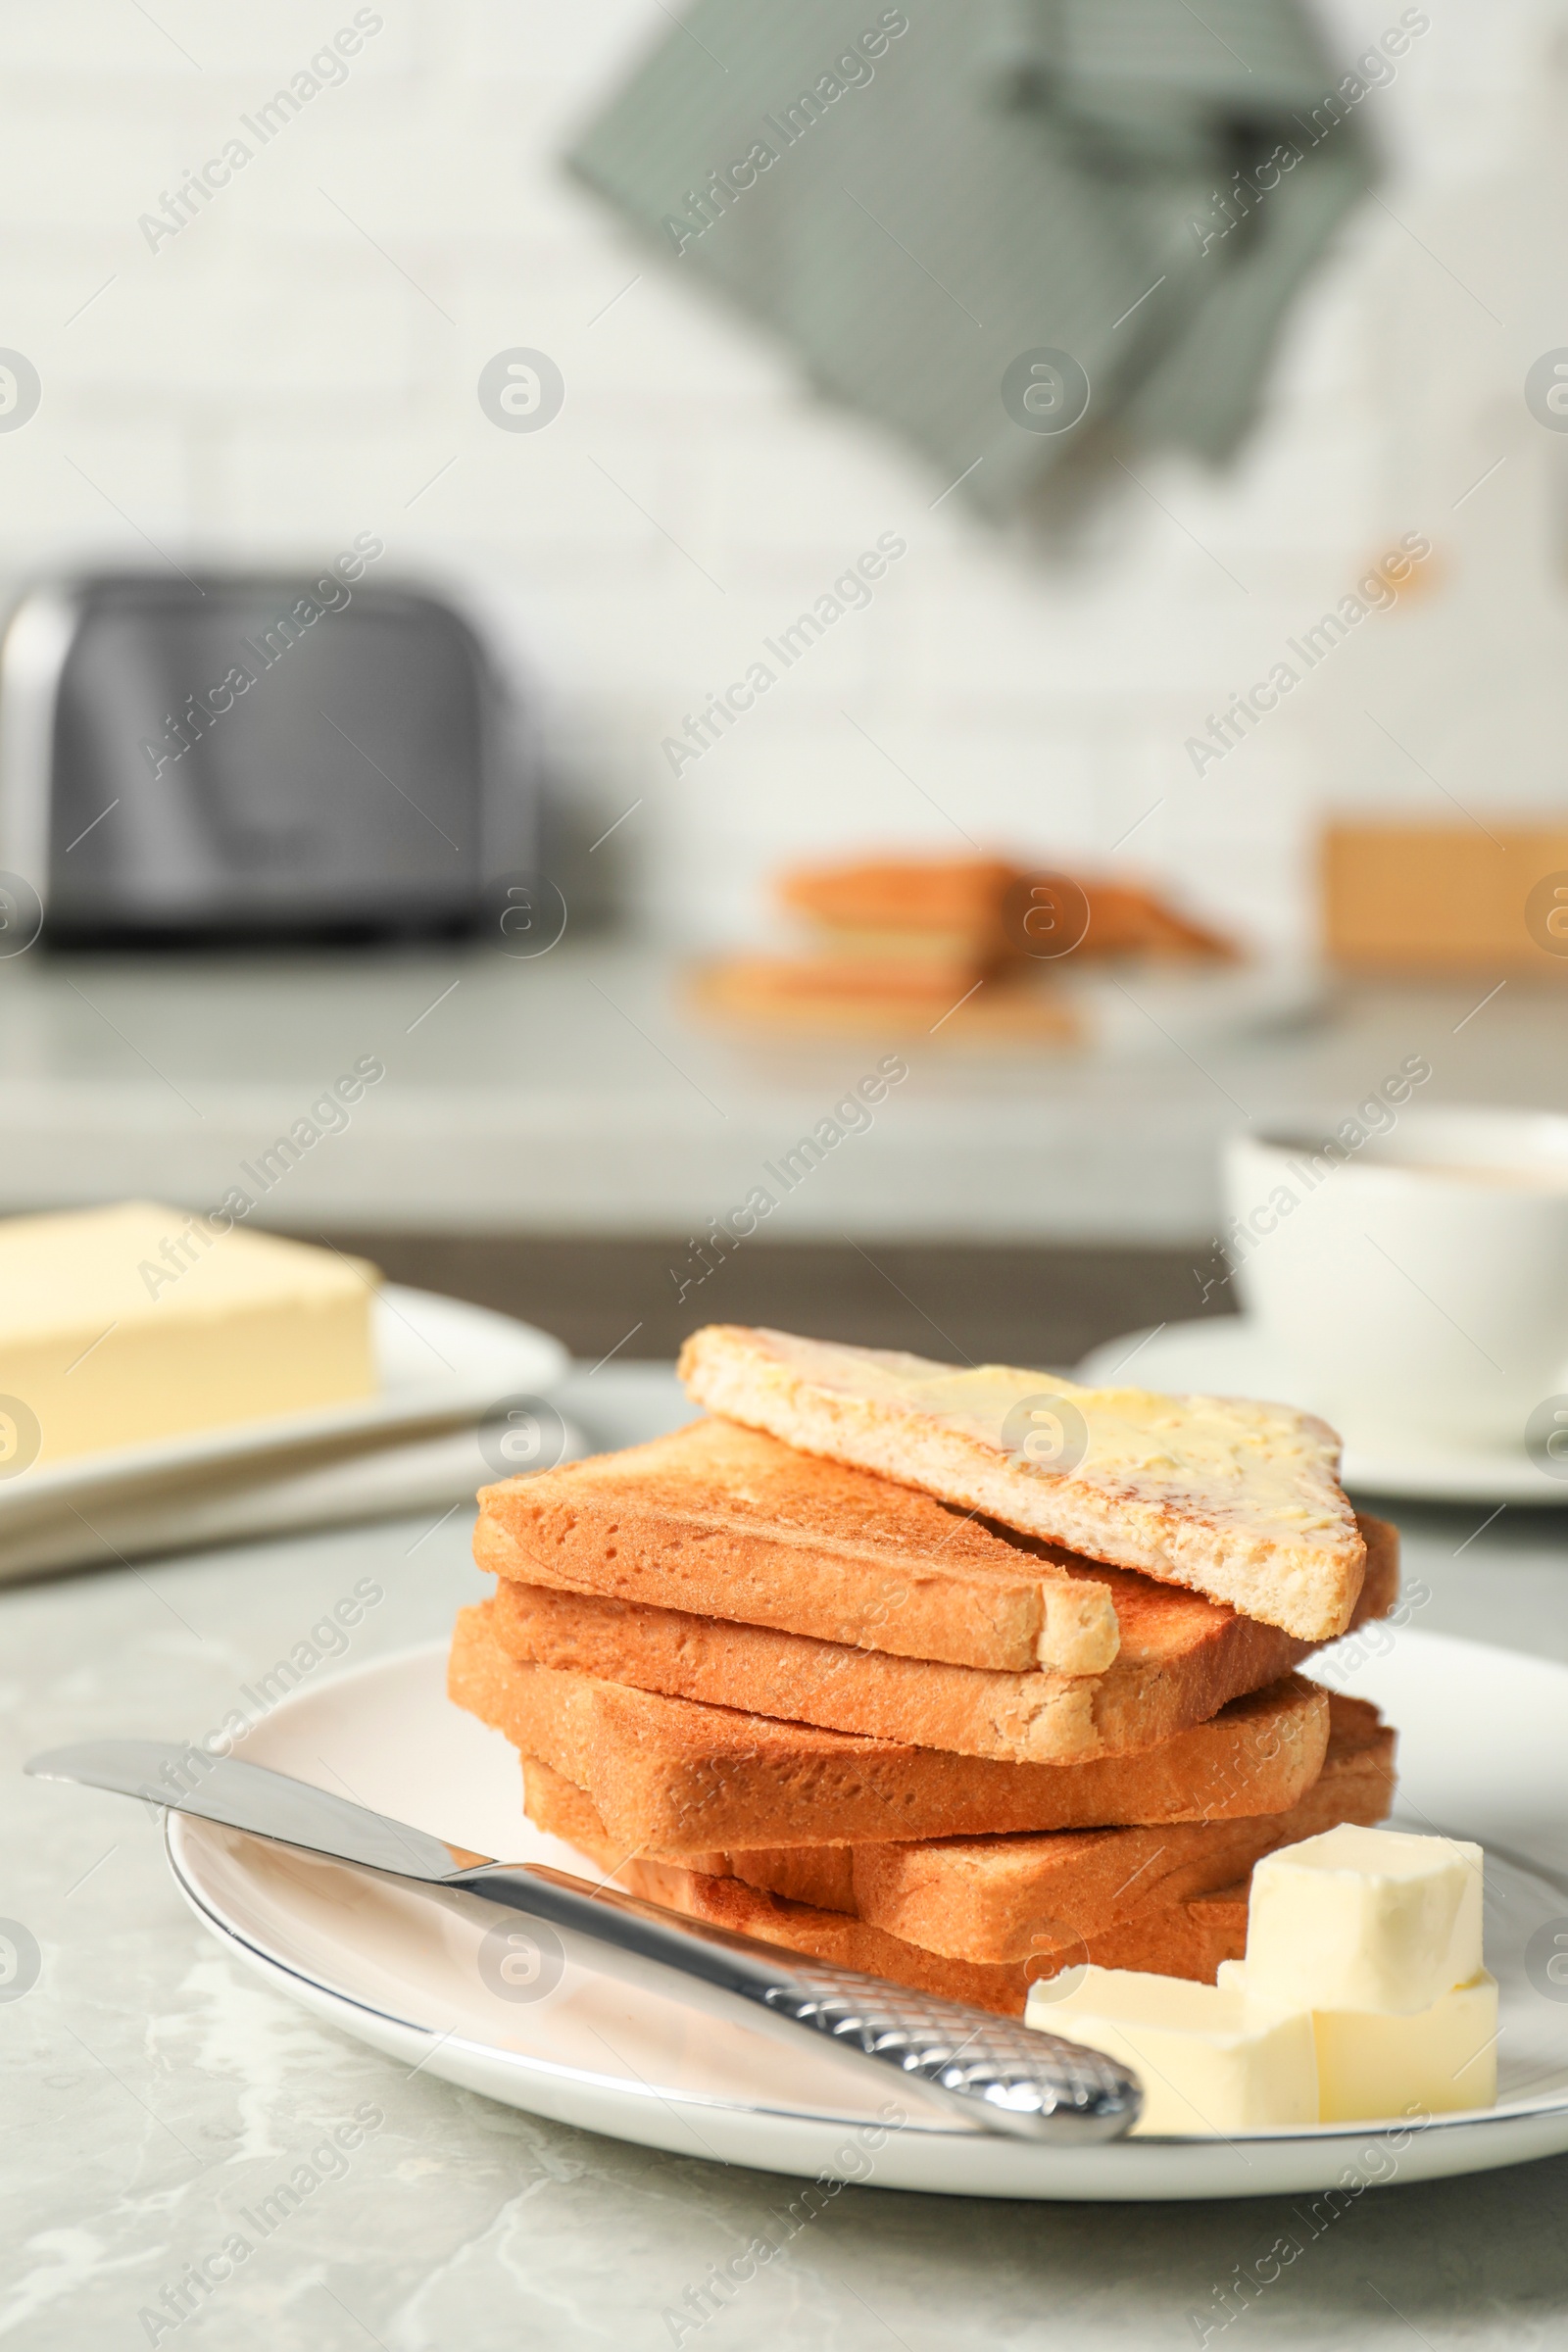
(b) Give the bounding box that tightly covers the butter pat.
[1218,1961,1498,2123]
[1245,1825,1483,2016]
[0,1202,380,1466]
[1026,1965,1317,2135]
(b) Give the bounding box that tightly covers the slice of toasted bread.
[620,1861,1040,2015]
[540,1802,1254,2015]
[774,856,1236,964]
[686,960,1082,1045]
[677,1327,1366,1642]
[486,1512,1396,1767]
[610,1862,1252,2017]
[449,1600,1328,1854]
[847,1692,1394,1961]
[518,1692,1393,1963]
[521,1755,860,1911]
[1069,882,1238,961]
[778,856,1019,940]
[477,1416,1124,1677]
[519,1753,626,1869]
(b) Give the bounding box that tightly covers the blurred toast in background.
[687,956,1082,1041]
[777,855,1020,965]
[690,852,1237,1040]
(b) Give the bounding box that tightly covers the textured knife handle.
[757,1964,1140,2141]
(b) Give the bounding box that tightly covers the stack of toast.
[450,1326,1397,2017]
[689,855,1235,1043]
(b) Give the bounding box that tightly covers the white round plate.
[1060,957,1324,1057]
[167,1629,1568,2200]
[1078,1318,1568,1504]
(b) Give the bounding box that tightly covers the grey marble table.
[5,1364,1568,2352]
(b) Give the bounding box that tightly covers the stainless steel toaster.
[0,565,540,943]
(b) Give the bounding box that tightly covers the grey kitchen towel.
[565,0,1369,515]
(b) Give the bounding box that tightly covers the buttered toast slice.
[678,1326,1365,1642]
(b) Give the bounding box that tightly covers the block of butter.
[0,1201,380,1468]
[1218,1960,1498,2123]
[1244,1824,1483,2017]
[1025,1965,1317,2136]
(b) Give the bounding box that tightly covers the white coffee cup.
[1223,1105,1568,1450]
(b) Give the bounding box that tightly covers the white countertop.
[0,940,1559,1238]
[3,1364,1567,2350]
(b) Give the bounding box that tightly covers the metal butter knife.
[25,1738,1140,2144]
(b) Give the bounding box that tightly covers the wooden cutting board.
[1323,824,1568,976]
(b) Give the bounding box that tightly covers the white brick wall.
[0,0,1563,957]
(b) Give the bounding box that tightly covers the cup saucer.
[1076,1318,1568,1506]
